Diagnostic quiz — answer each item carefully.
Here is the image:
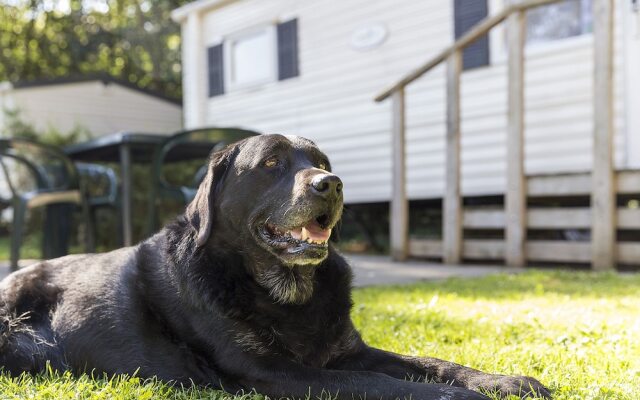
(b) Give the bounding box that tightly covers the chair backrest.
[75,162,118,206]
[153,127,259,197]
[0,138,80,198]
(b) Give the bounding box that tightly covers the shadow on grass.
[354,270,640,300]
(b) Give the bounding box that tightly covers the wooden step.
[410,238,639,265]
[462,207,640,229]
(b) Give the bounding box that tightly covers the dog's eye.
[264,157,279,168]
[318,162,327,171]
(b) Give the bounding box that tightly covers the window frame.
[223,23,278,92]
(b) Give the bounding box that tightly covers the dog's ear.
[186,145,237,247]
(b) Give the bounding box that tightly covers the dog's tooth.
[290,228,302,240]
[301,227,309,241]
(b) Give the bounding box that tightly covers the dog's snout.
[310,173,343,198]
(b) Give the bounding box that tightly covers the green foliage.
[1,107,91,146]
[0,233,41,260]
[0,0,189,100]
[0,108,39,140]
[0,271,636,399]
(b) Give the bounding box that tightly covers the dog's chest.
[233,302,351,367]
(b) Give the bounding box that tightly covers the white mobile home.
[172,0,640,268]
[0,76,183,137]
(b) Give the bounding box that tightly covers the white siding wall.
[186,0,631,204]
[0,81,183,137]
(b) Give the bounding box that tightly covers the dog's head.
[185,134,343,301]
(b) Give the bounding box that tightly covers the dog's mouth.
[257,213,332,264]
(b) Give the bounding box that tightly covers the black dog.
[0,134,550,399]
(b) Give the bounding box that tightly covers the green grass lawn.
[0,234,42,261]
[0,271,637,399]
[0,234,107,261]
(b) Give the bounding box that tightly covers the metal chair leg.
[146,183,158,237]
[10,199,27,271]
[83,207,96,253]
[82,197,95,253]
[115,205,124,247]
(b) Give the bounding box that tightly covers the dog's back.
[0,241,221,385]
[0,251,131,375]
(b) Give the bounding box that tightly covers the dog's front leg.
[232,358,489,400]
[330,346,551,399]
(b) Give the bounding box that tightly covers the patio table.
[65,132,166,246]
[65,131,236,247]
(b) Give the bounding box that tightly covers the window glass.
[516,0,593,43]
[229,30,273,86]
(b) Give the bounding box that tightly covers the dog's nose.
[311,173,343,198]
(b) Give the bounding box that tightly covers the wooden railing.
[374,0,615,269]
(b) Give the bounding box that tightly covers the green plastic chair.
[0,138,93,270]
[146,127,260,234]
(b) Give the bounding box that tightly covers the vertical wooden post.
[183,11,205,128]
[444,51,462,264]
[591,0,616,270]
[390,89,409,261]
[506,10,527,267]
[119,143,133,247]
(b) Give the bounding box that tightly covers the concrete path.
[344,254,518,287]
[0,254,515,287]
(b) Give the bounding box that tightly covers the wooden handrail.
[382,0,615,269]
[374,0,563,102]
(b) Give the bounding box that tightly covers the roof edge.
[12,75,182,106]
[171,0,239,23]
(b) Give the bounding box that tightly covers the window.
[521,0,593,44]
[207,19,299,97]
[226,26,276,89]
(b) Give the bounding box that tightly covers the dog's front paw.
[468,374,551,399]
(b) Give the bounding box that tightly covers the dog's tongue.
[289,221,331,242]
[305,221,332,242]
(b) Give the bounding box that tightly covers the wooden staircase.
[409,171,640,266]
[374,0,634,269]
